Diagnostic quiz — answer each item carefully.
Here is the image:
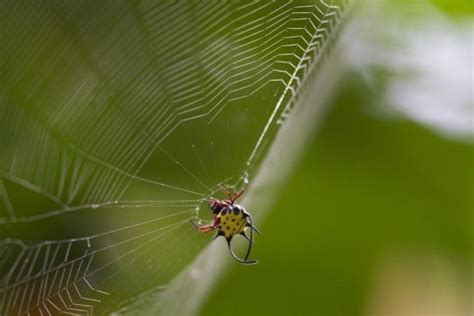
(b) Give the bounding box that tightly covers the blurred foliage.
[201,2,473,315]
[428,0,473,16]
[200,72,473,316]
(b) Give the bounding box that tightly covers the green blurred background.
[201,70,472,315]
[200,2,473,315]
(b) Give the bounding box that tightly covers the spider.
[191,188,260,265]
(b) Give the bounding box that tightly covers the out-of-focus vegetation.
[200,1,473,315]
[427,0,473,15]
[200,70,472,316]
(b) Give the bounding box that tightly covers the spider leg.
[207,198,226,210]
[221,186,245,204]
[199,226,217,233]
[189,219,200,230]
[225,238,258,265]
[189,219,218,233]
[221,186,233,201]
[233,189,244,202]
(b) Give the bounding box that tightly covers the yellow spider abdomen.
[217,210,246,239]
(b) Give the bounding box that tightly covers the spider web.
[0,1,350,315]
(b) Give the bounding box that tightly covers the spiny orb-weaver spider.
[191,188,260,265]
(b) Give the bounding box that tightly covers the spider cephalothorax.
[191,188,260,264]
